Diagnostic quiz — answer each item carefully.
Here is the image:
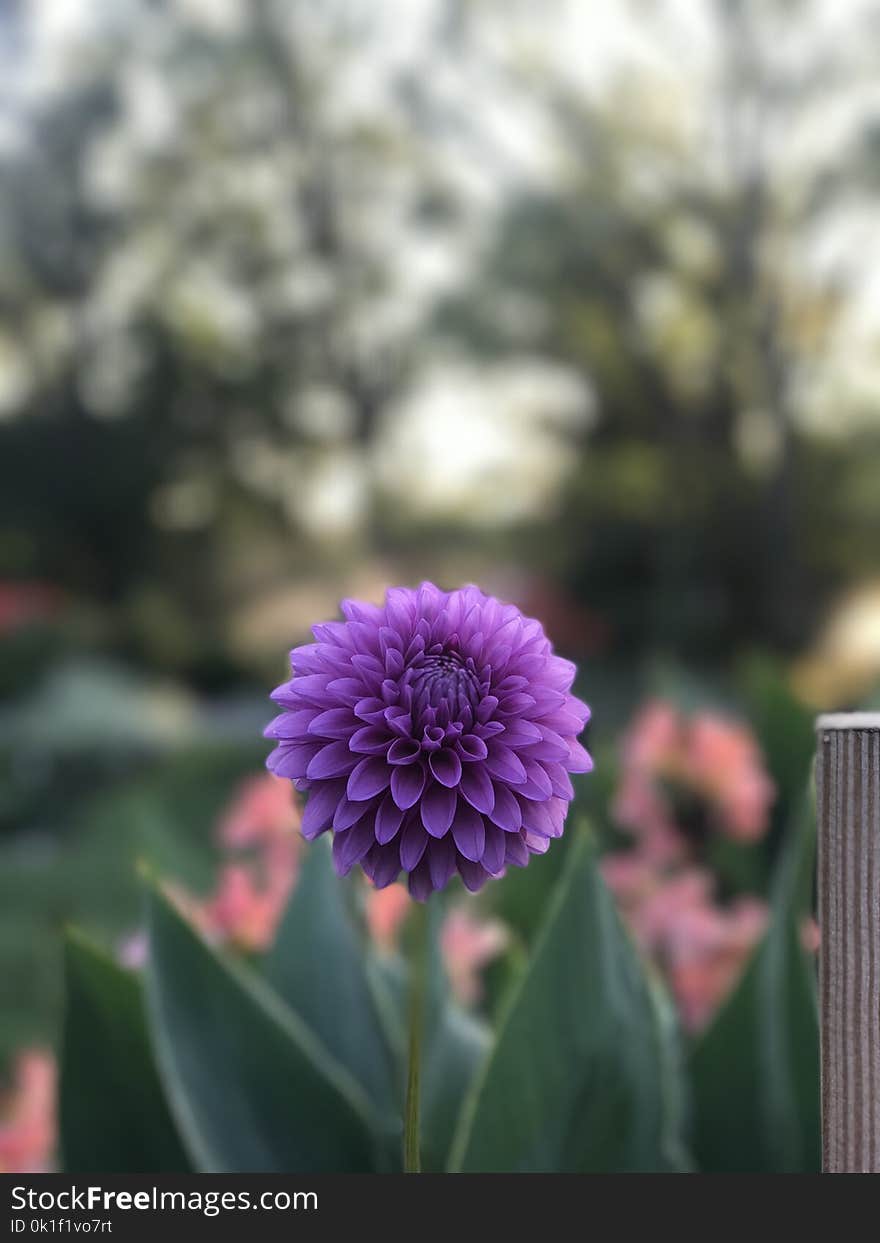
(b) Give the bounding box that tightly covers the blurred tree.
[0,0,429,672]
[1,0,879,676]
[434,0,880,659]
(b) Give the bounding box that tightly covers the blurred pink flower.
[0,1050,56,1174]
[613,700,775,858]
[364,885,509,1005]
[365,883,411,954]
[603,848,769,1034]
[603,856,714,952]
[801,916,821,955]
[198,865,287,953]
[612,702,691,860]
[144,775,303,955]
[440,907,509,1005]
[665,897,768,1032]
[216,773,301,850]
[687,713,776,843]
[197,775,301,950]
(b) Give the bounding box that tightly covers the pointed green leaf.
[60,931,190,1173]
[690,793,820,1172]
[266,839,397,1120]
[145,882,380,1172]
[422,1002,490,1171]
[450,834,687,1172]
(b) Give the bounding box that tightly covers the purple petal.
[385,586,416,635]
[350,726,392,755]
[429,748,462,788]
[334,794,372,831]
[354,697,387,722]
[531,687,566,715]
[496,720,542,746]
[264,710,315,740]
[488,782,523,831]
[375,793,405,844]
[268,741,322,779]
[427,835,457,890]
[277,674,332,705]
[451,802,485,862]
[286,644,324,675]
[527,726,570,763]
[301,779,345,839]
[391,763,426,810]
[544,762,575,800]
[485,743,527,784]
[496,692,537,717]
[332,819,375,875]
[481,822,507,874]
[545,656,577,691]
[408,860,435,900]
[457,857,489,893]
[504,832,530,868]
[325,677,367,704]
[351,653,385,679]
[307,708,358,739]
[521,798,566,839]
[567,739,594,773]
[521,758,553,799]
[457,733,488,762]
[307,740,358,780]
[400,821,429,871]
[545,708,585,735]
[363,843,401,889]
[385,706,413,736]
[494,674,529,694]
[459,763,495,814]
[347,756,391,801]
[421,782,457,838]
[388,737,422,765]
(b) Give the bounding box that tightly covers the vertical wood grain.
[817,716,880,1173]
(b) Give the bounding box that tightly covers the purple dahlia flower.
[265,583,592,899]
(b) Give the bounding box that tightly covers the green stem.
[403,899,429,1173]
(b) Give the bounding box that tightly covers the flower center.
[410,651,480,720]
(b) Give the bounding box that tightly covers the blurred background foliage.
[1,0,879,1172]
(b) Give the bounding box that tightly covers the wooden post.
[816,713,880,1173]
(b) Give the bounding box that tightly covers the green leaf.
[422,1002,490,1171]
[60,931,190,1173]
[266,838,397,1119]
[690,793,820,1172]
[450,832,688,1172]
[739,652,815,819]
[145,881,381,1172]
